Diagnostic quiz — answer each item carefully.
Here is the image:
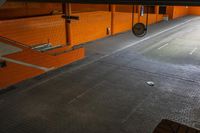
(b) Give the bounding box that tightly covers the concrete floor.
[0,42,22,56]
[0,16,200,133]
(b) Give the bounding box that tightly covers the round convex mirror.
[132,23,147,37]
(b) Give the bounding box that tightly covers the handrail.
[0,36,31,49]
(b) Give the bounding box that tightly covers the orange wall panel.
[5,47,85,69]
[157,14,164,22]
[189,6,200,15]
[148,14,157,24]
[0,2,62,20]
[166,6,174,19]
[0,47,85,89]
[133,13,139,24]
[115,5,133,12]
[0,15,66,47]
[139,14,157,25]
[139,14,147,24]
[71,4,109,13]
[172,6,188,19]
[70,11,111,46]
[112,12,132,35]
[53,47,85,68]
[0,62,44,89]
[167,6,200,19]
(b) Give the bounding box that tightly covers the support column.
[62,3,72,46]
[138,5,141,23]
[132,5,137,24]
[110,4,116,35]
[155,5,159,22]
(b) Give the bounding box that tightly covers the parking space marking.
[189,48,197,55]
[158,43,169,50]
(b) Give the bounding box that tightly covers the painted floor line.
[105,18,197,57]
[189,47,197,55]
[0,57,54,72]
[158,43,169,50]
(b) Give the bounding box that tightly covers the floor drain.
[146,81,154,86]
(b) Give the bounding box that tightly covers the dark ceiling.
[8,0,200,6]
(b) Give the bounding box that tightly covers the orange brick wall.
[172,6,188,19]
[115,5,133,12]
[133,13,139,24]
[0,61,44,89]
[2,4,193,48]
[149,14,157,24]
[166,6,174,19]
[166,6,190,19]
[0,2,62,20]
[71,4,109,13]
[70,11,111,45]
[111,5,163,35]
[0,41,85,88]
[172,6,200,18]
[157,14,164,22]
[139,14,157,25]
[0,15,66,47]
[166,6,200,19]
[189,6,200,15]
[112,12,132,35]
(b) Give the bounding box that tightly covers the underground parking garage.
[0,0,200,133]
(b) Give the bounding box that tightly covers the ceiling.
[8,0,200,6]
